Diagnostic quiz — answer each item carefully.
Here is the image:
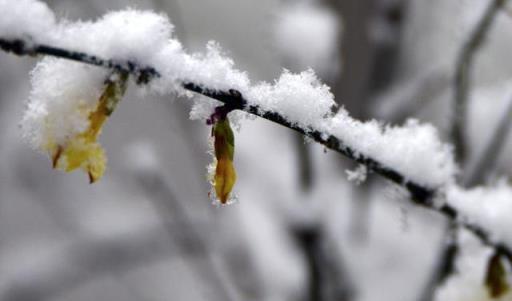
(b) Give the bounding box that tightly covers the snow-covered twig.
[0,38,159,84]
[451,0,505,165]
[0,37,435,200]
[1,36,512,260]
[375,68,449,123]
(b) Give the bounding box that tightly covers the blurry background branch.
[451,0,505,166]
[414,3,509,298]
[464,94,512,187]
[374,68,450,123]
[292,225,355,301]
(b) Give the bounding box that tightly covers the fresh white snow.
[2,0,458,191]
[5,0,512,300]
[447,180,512,247]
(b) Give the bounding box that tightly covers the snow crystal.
[189,96,221,121]
[345,164,368,185]
[21,58,107,150]
[151,40,250,97]
[0,0,55,41]
[447,180,512,247]
[323,116,457,188]
[247,70,336,130]
[52,9,173,64]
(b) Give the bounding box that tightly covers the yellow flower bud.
[51,72,128,182]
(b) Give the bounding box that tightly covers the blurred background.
[1,0,512,300]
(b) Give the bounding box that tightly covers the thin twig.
[375,68,449,123]
[464,94,512,187]
[451,0,505,165]
[1,37,511,261]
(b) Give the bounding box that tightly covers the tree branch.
[451,0,505,165]
[0,38,159,84]
[1,37,511,262]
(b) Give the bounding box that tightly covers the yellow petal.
[55,136,106,183]
[49,72,127,182]
[215,157,237,204]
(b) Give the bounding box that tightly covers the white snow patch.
[247,69,336,130]
[323,115,456,188]
[21,58,107,150]
[51,9,173,64]
[346,164,368,185]
[447,180,512,247]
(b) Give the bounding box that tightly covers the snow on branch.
[1,0,512,263]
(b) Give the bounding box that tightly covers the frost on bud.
[485,251,510,298]
[50,72,128,182]
[208,107,237,204]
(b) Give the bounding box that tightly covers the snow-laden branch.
[0,37,442,203]
[1,0,512,264]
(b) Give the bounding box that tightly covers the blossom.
[21,60,128,182]
[51,72,128,182]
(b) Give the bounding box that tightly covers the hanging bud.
[209,112,237,204]
[485,251,510,298]
[51,71,128,182]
